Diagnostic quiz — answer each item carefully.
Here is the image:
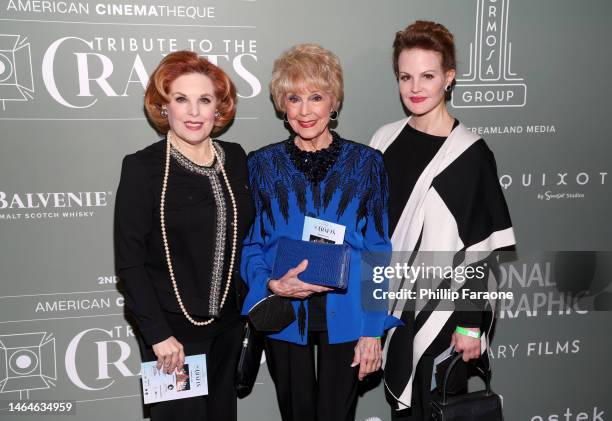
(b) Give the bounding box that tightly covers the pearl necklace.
[160,131,238,326]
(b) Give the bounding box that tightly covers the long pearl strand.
[160,131,238,326]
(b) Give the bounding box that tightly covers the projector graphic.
[0,332,57,397]
[0,34,35,110]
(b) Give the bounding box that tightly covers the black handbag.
[234,322,264,399]
[248,294,296,332]
[430,352,503,421]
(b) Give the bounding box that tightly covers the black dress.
[114,138,255,421]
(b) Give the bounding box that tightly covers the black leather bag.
[234,322,264,399]
[430,352,503,421]
[248,294,296,332]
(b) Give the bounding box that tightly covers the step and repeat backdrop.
[1,0,611,419]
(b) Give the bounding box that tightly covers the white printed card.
[141,354,208,404]
[302,216,346,245]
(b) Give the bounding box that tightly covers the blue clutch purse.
[271,237,350,289]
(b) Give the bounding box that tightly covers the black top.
[283,134,344,332]
[284,132,343,184]
[114,139,255,346]
[383,120,458,235]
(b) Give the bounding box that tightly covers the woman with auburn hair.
[370,21,516,420]
[114,50,254,420]
[240,43,401,421]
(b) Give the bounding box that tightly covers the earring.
[283,113,289,123]
[214,110,221,119]
[329,109,338,121]
[160,108,168,118]
[444,85,452,92]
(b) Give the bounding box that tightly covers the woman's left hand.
[351,336,382,380]
[451,327,481,362]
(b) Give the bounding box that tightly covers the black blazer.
[114,139,255,346]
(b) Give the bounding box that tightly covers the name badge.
[302,216,346,245]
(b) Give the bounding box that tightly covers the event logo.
[496,251,612,319]
[65,327,139,391]
[41,36,260,109]
[0,190,110,209]
[499,170,608,201]
[530,406,604,421]
[489,339,581,359]
[0,190,112,221]
[0,34,34,110]
[0,332,57,399]
[451,0,527,108]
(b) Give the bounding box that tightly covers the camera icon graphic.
[0,34,35,111]
[0,332,57,399]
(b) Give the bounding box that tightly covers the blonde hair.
[269,43,343,112]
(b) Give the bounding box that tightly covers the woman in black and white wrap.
[370,21,516,420]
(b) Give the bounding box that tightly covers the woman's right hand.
[152,336,185,374]
[268,259,332,299]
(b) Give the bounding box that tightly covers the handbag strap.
[441,351,492,404]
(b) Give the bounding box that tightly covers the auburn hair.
[144,51,236,134]
[392,20,456,77]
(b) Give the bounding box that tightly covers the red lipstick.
[298,120,316,128]
[184,121,203,131]
[410,96,427,103]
